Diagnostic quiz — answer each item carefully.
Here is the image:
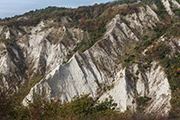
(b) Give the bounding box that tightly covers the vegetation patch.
[136,96,151,112]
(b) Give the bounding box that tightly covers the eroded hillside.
[0,0,180,118]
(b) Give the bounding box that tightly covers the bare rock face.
[22,4,172,116]
[17,21,89,77]
[100,62,171,116]
[1,0,180,117]
[0,20,89,91]
[161,0,180,16]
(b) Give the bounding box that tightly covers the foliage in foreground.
[0,91,117,120]
[0,90,167,120]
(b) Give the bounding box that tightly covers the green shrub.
[136,96,151,112]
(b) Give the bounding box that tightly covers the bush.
[136,96,151,112]
[0,92,120,119]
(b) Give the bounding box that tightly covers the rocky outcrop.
[22,4,172,116]
[1,0,180,116]
[17,21,89,77]
[0,21,89,91]
[99,62,171,116]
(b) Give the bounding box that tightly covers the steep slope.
[0,0,180,118]
[22,3,173,116]
[17,21,89,77]
[99,62,171,116]
[0,20,89,92]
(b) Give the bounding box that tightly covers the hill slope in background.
[0,0,180,119]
